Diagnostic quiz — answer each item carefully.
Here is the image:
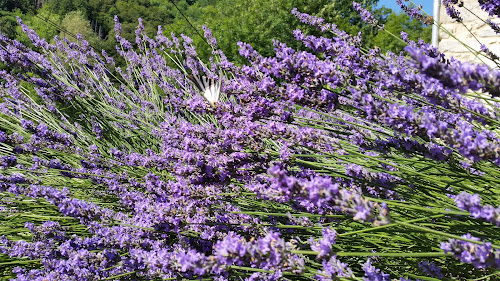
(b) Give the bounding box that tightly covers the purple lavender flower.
[203,25,218,48]
[396,0,429,24]
[487,19,500,33]
[400,31,410,42]
[478,0,500,17]
[362,259,391,281]
[441,233,500,269]
[442,0,463,22]
[250,165,391,225]
[309,227,337,258]
[213,232,247,266]
[453,192,500,226]
[317,255,354,280]
[353,2,383,28]
[212,231,306,274]
[480,44,499,61]
[418,261,444,278]
[0,155,17,168]
[405,45,500,98]
[291,8,353,39]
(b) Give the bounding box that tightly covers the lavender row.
[0,1,499,279]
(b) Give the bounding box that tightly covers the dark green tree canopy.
[1,0,431,65]
[0,0,36,13]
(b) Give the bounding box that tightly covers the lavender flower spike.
[441,233,500,269]
[352,2,382,28]
[454,192,500,226]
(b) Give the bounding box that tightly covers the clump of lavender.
[396,0,429,24]
[453,192,500,226]
[0,2,499,281]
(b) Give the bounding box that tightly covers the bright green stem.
[368,198,467,215]
[404,272,447,281]
[292,250,448,258]
[101,271,137,280]
[338,214,445,237]
[0,259,41,266]
[395,221,500,249]
[228,265,274,273]
[230,211,345,218]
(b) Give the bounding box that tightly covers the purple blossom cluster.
[487,18,500,33]
[396,0,429,24]
[441,233,500,269]
[362,259,391,281]
[250,165,390,226]
[212,232,306,274]
[317,255,353,280]
[442,0,463,22]
[353,2,383,28]
[308,227,337,258]
[453,192,500,226]
[285,10,500,167]
[418,261,444,279]
[406,46,500,98]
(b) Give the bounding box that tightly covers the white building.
[438,0,500,68]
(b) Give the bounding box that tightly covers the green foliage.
[0,0,432,66]
[0,12,18,39]
[164,0,431,63]
[0,0,35,13]
[59,11,99,45]
[43,0,90,17]
[113,0,177,43]
[14,6,62,47]
[164,0,331,63]
[372,12,432,53]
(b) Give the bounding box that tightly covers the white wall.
[438,0,500,68]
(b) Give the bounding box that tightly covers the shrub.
[0,1,499,280]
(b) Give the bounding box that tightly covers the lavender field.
[0,0,499,280]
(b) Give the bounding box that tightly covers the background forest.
[0,0,431,64]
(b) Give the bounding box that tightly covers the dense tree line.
[0,0,431,64]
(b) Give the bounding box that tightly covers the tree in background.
[12,5,62,47]
[60,11,99,45]
[372,12,432,53]
[0,0,431,64]
[0,0,36,13]
[163,0,332,63]
[165,0,431,63]
[0,0,36,40]
[41,0,89,17]
[317,0,380,37]
[0,12,18,39]
[111,0,177,43]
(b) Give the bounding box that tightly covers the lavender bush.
[0,1,499,280]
